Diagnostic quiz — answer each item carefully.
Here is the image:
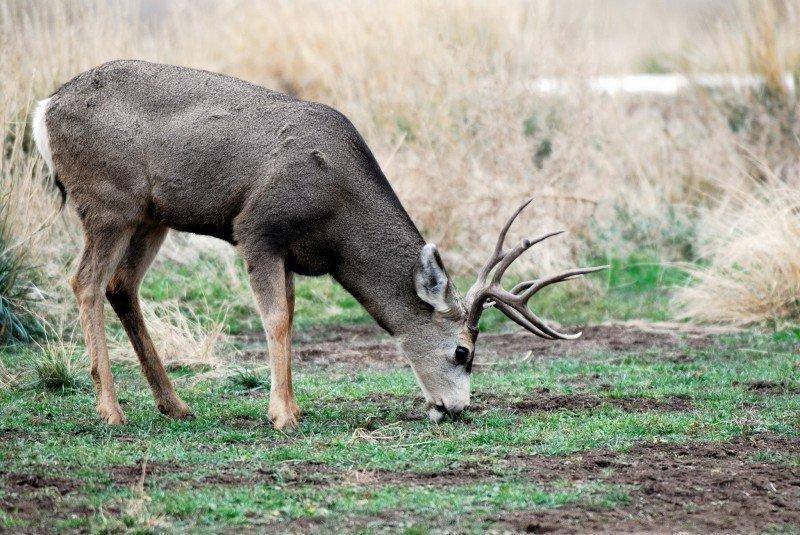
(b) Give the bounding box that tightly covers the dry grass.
[135,303,231,371]
[1,0,800,329]
[675,172,800,325]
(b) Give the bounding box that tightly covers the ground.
[1,321,798,533]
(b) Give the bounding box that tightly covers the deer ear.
[414,243,451,312]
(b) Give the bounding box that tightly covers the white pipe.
[526,73,796,95]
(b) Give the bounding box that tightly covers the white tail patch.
[32,97,54,171]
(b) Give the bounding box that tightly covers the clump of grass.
[227,365,270,391]
[25,342,88,392]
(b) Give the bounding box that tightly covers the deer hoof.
[157,397,194,420]
[269,402,300,430]
[97,400,126,425]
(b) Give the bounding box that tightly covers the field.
[2,0,800,533]
[2,321,799,532]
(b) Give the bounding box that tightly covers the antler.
[464,199,608,340]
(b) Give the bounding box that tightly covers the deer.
[32,60,605,429]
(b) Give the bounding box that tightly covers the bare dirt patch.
[472,390,694,414]
[0,472,88,534]
[735,379,800,395]
[4,473,79,495]
[331,390,694,428]
[107,459,185,488]
[498,434,800,534]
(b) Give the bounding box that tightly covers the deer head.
[402,198,607,423]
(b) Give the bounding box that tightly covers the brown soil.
[106,459,185,488]
[234,323,717,370]
[735,379,800,394]
[3,473,78,496]
[326,390,694,428]
[498,434,800,534]
[0,473,87,534]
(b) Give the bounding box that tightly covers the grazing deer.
[32,61,604,428]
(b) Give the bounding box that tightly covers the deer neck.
[331,204,428,336]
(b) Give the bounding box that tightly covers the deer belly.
[148,171,246,243]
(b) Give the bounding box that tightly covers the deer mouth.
[427,403,466,423]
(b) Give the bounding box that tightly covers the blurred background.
[2,0,799,364]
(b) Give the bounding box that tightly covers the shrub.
[0,200,43,345]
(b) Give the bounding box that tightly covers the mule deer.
[32,61,605,428]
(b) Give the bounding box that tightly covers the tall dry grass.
[1,0,799,329]
[675,173,800,325]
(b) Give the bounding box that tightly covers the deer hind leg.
[240,246,299,430]
[71,225,134,425]
[106,224,192,419]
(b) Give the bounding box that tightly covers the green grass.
[139,256,374,335]
[227,365,270,392]
[0,328,797,532]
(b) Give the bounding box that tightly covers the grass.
[1,327,797,531]
[138,255,374,336]
[227,365,270,392]
[23,342,88,393]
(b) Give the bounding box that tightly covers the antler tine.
[494,198,534,257]
[494,265,608,340]
[518,265,609,302]
[508,280,536,295]
[492,301,556,339]
[490,230,564,285]
[474,198,534,282]
[505,299,583,340]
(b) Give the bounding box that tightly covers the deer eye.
[455,345,470,366]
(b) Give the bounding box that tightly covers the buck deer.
[32,61,604,428]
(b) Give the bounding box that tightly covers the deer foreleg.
[241,249,299,430]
